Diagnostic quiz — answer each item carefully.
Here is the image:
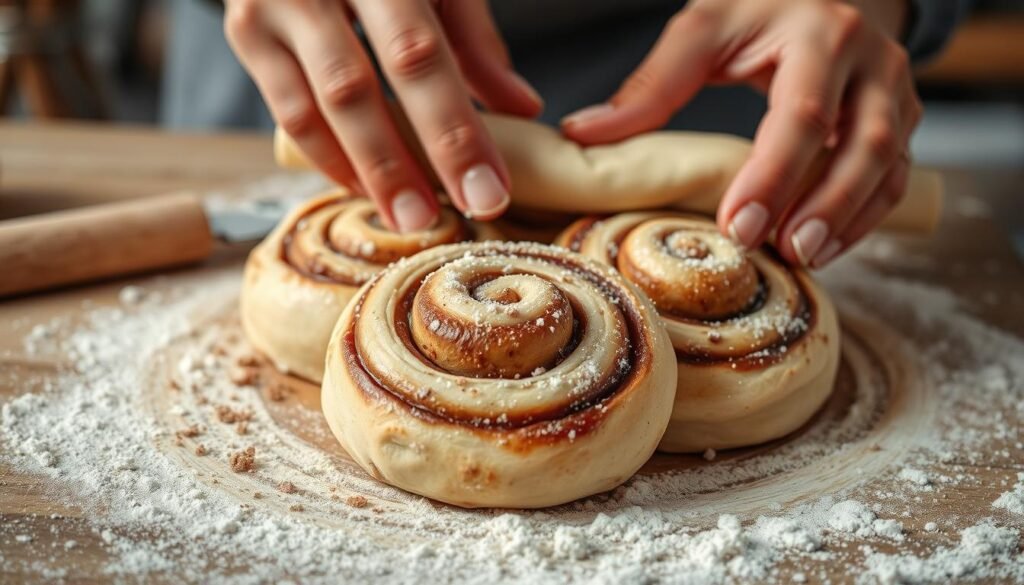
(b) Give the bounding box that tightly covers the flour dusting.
[1,234,1023,582]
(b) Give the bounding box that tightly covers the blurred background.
[1,0,1021,250]
[1,0,1021,161]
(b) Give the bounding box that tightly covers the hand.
[561,0,921,268]
[224,0,543,232]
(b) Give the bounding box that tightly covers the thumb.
[561,8,721,145]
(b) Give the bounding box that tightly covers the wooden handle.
[0,193,214,298]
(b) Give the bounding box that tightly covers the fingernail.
[511,72,543,107]
[727,202,769,249]
[391,190,437,233]
[791,219,830,266]
[461,164,510,219]
[562,103,614,126]
[811,239,842,269]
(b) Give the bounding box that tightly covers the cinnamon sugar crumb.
[229,446,256,472]
[216,405,254,424]
[346,495,369,508]
[278,481,297,494]
[174,425,202,446]
[235,353,259,367]
[268,383,289,402]
[194,444,208,456]
[253,491,263,499]
[235,421,249,435]
[229,366,258,386]
[289,504,304,512]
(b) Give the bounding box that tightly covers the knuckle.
[791,96,835,138]
[621,67,659,97]
[277,103,320,138]
[862,119,899,161]
[386,26,443,80]
[827,5,864,54]
[319,59,374,109]
[882,174,908,207]
[751,160,799,206]
[223,0,261,41]
[361,154,403,185]
[433,121,481,160]
[882,42,912,85]
[832,4,865,36]
[909,98,925,127]
[882,183,905,207]
[889,42,912,71]
[830,186,860,211]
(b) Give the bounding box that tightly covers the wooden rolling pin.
[0,193,213,298]
[274,114,944,235]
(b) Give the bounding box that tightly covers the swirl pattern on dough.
[322,241,676,508]
[557,213,840,453]
[241,190,500,382]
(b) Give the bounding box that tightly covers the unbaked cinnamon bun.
[321,241,676,507]
[241,190,501,382]
[557,213,840,453]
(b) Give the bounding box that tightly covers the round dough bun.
[322,241,677,508]
[241,190,501,382]
[557,213,841,453]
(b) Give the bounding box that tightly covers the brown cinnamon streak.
[336,246,655,450]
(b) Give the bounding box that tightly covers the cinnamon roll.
[241,191,501,382]
[557,213,840,453]
[321,241,676,508]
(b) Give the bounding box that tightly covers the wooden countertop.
[1,121,1023,581]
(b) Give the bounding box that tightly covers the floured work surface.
[1,171,1023,584]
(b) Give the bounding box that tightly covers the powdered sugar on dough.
[2,229,1024,583]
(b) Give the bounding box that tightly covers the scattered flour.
[993,473,1024,516]
[863,522,1020,583]
[1,197,1023,583]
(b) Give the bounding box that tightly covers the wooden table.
[1,122,1023,582]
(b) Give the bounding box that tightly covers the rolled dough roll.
[275,114,943,234]
[321,241,677,507]
[557,213,841,452]
[241,190,501,382]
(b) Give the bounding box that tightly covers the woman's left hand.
[561,0,922,269]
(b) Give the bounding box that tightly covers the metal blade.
[205,199,287,244]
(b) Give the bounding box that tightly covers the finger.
[560,7,720,145]
[809,154,909,269]
[717,38,856,251]
[354,0,511,220]
[271,3,439,232]
[437,0,543,117]
[775,46,912,266]
[224,6,361,191]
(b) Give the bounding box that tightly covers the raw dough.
[276,114,943,234]
[557,213,840,452]
[321,241,677,507]
[241,190,501,382]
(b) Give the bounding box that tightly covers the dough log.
[275,114,943,234]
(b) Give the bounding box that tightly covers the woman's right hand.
[224,0,542,232]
